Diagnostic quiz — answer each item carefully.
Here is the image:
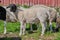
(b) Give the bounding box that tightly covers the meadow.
[0,20,60,40]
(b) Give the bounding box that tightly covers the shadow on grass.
[0,37,22,40]
[26,24,38,34]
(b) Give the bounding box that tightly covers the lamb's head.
[6,4,17,12]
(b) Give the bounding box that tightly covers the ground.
[0,20,60,40]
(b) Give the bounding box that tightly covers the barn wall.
[0,0,60,7]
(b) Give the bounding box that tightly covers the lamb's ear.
[6,6,10,8]
[6,4,11,8]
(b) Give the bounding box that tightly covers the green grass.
[0,20,60,40]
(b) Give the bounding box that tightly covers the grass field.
[0,20,60,40]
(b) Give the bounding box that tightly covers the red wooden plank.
[0,0,60,7]
[0,0,4,5]
[15,0,19,4]
[58,0,60,7]
[12,0,16,4]
[49,0,53,7]
[24,0,29,5]
[29,0,33,6]
[4,0,10,5]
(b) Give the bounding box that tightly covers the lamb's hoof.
[4,32,6,34]
[41,34,44,37]
[23,33,25,35]
[39,35,44,39]
[19,33,22,36]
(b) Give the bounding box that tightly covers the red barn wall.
[0,0,60,7]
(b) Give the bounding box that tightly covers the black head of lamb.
[7,4,17,12]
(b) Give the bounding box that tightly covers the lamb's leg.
[41,21,46,36]
[30,23,33,31]
[49,21,53,31]
[23,23,26,35]
[19,21,23,36]
[4,21,7,34]
[19,21,26,36]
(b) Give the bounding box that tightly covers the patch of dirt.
[0,33,57,40]
[0,34,6,38]
[39,34,56,40]
[23,36,36,40]
[0,33,21,40]
[0,33,19,38]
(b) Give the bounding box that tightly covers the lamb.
[0,6,6,34]
[18,6,57,36]
[6,4,58,36]
[0,5,18,34]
